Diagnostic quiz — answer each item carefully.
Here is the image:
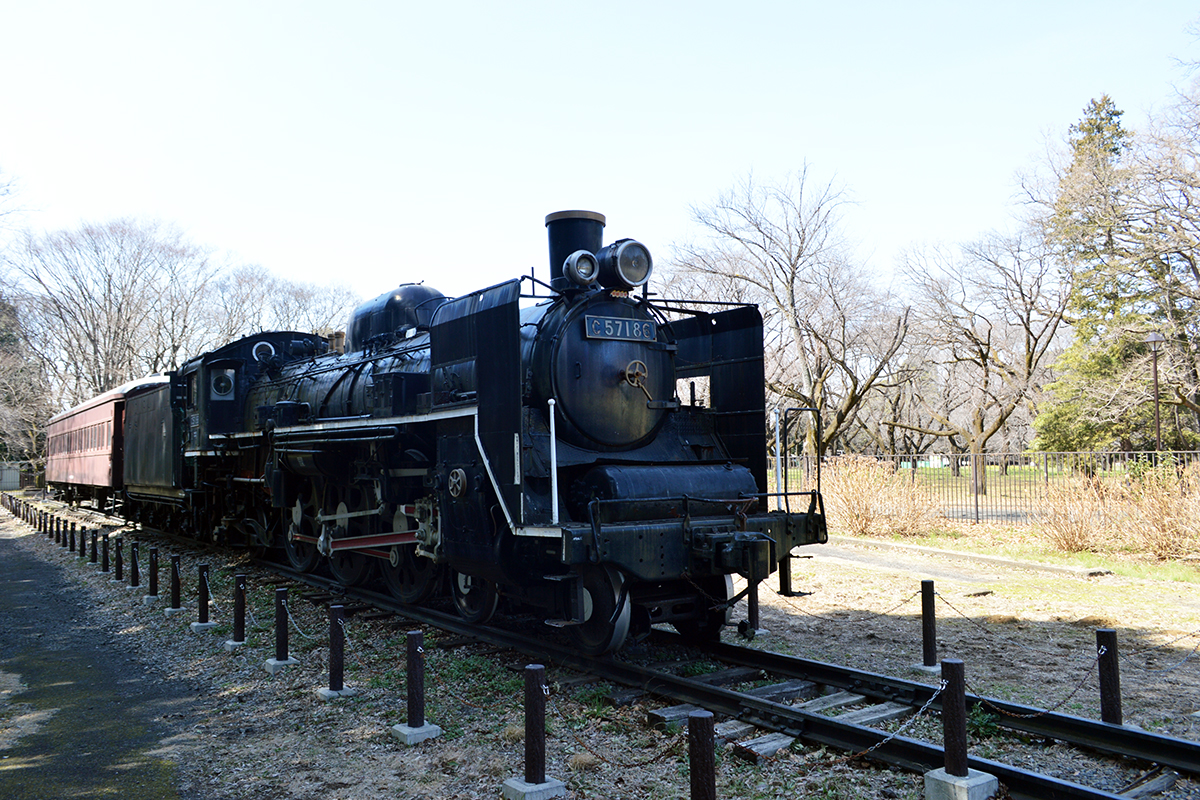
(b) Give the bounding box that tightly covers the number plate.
[584,315,656,342]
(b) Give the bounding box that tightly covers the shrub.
[823,455,941,537]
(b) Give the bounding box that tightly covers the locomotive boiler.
[51,210,828,654]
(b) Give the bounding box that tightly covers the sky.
[1,1,1197,304]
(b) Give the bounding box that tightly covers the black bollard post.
[232,574,246,643]
[390,629,442,744]
[1097,629,1122,725]
[147,547,159,596]
[922,580,937,667]
[408,630,425,728]
[68,523,75,553]
[941,659,969,778]
[101,534,110,573]
[113,536,123,580]
[197,564,210,623]
[169,555,182,611]
[90,530,98,564]
[78,528,87,561]
[524,664,547,786]
[328,605,345,692]
[54,518,60,544]
[129,541,140,588]
[263,587,299,674]
[67,521,75,549]
[688,710,716,800]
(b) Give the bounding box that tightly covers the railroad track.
[263,560,1194,800]
[15,496,1197,799]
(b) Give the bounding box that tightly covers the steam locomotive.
[45,211,827,653]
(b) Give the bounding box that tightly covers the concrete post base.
[316,686,359,701]
[223,639,246,653]
[924,767,999,800]
[501,777,566,800]
[391,722,442,745]
[911,663,941,675]
[164,606,186,617]
[189,621,218,634]
[263,657,299,675]
[142,595,158,605]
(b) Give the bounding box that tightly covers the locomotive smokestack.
[545,210,605,291]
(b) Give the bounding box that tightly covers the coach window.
[188,373,197,409]
[211,368,237,402]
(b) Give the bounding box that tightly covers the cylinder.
[101,534,110,573]
[329,605,345,692]
[941,659,969,777]
[90,530,98,564]
[129,541,140,587]
[68,524,76,553]
[922,580,937,667]
[688,710,716,800]
[523,664,547,785]
[1097,629,1122,725]
[407,630,425,728]
[233,574,246,643]
[274,588,289,662]
[197,564,210,624]
[747,579,761,632]
[778,555,793,596]
[114,537,123,580]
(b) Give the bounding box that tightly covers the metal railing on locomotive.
[775,407,824,599]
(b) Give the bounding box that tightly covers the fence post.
[165,555,184,616]
[917,579,938,670]
[923,659,998,797]
[1097,629,1123,725]
[101,534,110,573]
[688,710,716,800]
[90,530,98,564]
[191,564,216,632]
[113,536,123,581]
[316,605,358,700]
[501,664,565,799]
[224,574,247,651]
[144,547,159,604]
[264,587,299,674]
[129,541,140,588]
[391,629,442,744]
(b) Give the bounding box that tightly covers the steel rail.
[263,564,1126,800]
[698,637,1200,778]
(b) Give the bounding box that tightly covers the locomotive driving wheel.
[284,491,320,573]
[325,487,375,588]
[380,507,439,604]
[451,570,499,624]
[575,565,631,655]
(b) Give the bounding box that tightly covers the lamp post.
[1144,332,1166,452]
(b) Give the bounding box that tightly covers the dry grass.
[822,455,942,538]
[1028,461,1200,559]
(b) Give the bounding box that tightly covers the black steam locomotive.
[46,211,827,653]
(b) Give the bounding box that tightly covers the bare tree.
[898,232,1070,492]
[9,219,220,405]
[671,169,909,456]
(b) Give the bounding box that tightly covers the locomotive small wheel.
[326,493,375,587]
[447,468,467,498]
[671,575,734,643]
[575,565,632,655]
[450,570,499,624]
[283,497,320,573]
[380,509,439,604]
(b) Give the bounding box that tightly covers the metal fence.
[770,451,1200,524]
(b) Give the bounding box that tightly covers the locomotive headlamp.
[596,239,653,290]
[563,250,599,287]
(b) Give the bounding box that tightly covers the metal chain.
[281,597,316,639]
[829,679,948,767]
[966,647,1105,720]
[545,689,685,768]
